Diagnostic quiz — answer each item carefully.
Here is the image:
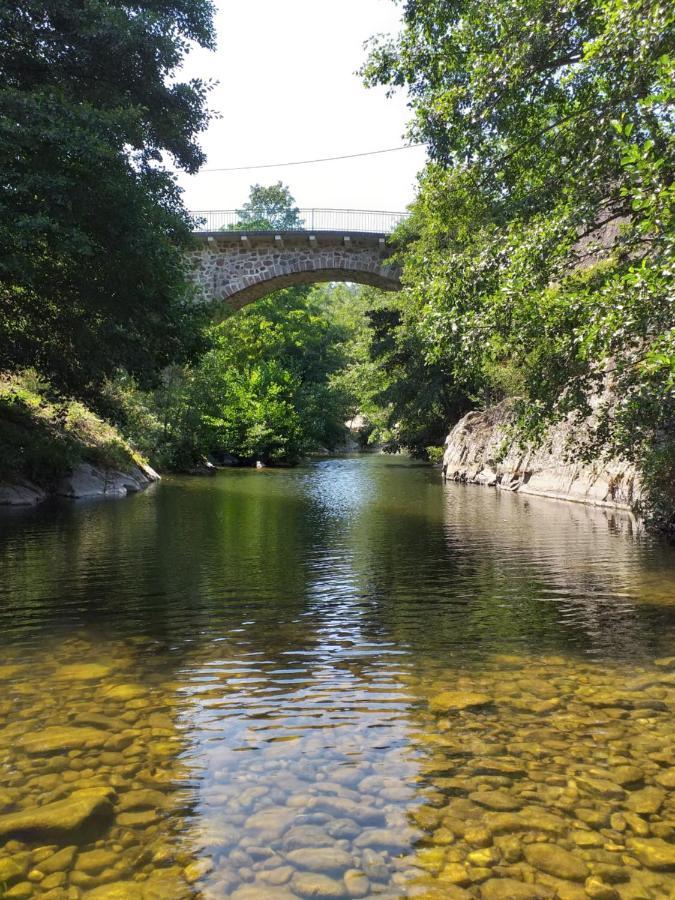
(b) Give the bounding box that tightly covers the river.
[0,455,674,899]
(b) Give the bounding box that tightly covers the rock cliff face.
[442,402,641,512]
[0,461,159,507]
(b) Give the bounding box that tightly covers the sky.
[174,0,428,216]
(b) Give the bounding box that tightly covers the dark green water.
[0,455,674,899]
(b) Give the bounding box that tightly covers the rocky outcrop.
[442,402,641,512]
[0,461,159,507]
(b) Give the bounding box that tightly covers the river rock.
[244,806,297,838]
[16,725,108,755]
[469,790,522,811]
[117,789,168,812]
[0,794,113,842]
[75,848,118,874]
[285,847,352,872]
[343,869,370,897]
[39,846,77,874]
[0,857,28,885]
[85,883,144,900]
[584,877,620,899]
[56,663,112,681]
[283,825,333,851]
[353,827,414,852]
[626,837,675,870]
[480,877,553,899]
[429,691,492,713]
[624,786,665,814]
[523,843,589,881]
[290,871,346,898]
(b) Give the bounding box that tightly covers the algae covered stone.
[524,842,589,881]
[429,691,492,713]
[16,725,108,755]
[0,793,113,841]
[626,837,675,870]
[56,663,112,681]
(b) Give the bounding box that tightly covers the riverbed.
[0,455,673,899]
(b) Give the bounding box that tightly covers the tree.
[231,183,304,231]
[0,0,215,398]
[363,0,674,525]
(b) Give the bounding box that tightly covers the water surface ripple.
[0,456,674,899]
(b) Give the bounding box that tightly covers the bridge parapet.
[191,208,409,235]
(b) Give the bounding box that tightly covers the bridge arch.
[189,229,402,311]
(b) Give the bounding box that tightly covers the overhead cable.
[202,144,426,173]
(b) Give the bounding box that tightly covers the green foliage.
[0,0,215,398]
[364,0,674,527]
[109,286,357,467]
[0,370,142,486]
[425,446,445,465]
[229,183,304,231]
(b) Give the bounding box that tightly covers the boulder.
[523,843,589,881]
[0,794,113,842]
[429,691,492,713]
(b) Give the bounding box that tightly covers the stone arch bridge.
[188,209,406,310]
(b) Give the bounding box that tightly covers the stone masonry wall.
[188,234,401,309]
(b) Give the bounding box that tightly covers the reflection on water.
[0,456,673,899]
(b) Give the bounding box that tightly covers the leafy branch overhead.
[0,0,216,397]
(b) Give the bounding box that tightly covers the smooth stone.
[117,790,168,812]
[480,877,553,899]
[353,827,414,852]
[439,862,471,886]
[286,848,352,872]
[429,691,492,713]
[0,794,113,841]
[56,664,112,681]
[230,886,296,900]
[283,825,333,851]
[626,837,675,870]
[523,843,589,881]
[85,883,143,899]
[469,790,522,811]
[575,777,625,800]
[584,877,619,899]
[75,848,118,874]
[101,684,148,701]
[142,873,193,900]
[16,726,108,755]
[360,848,388,881]
[609,766,643,786]
[290,871,346,898]
[625,786,665,815]
[244,806,297,837]
[184,858,213,883]
[116,809,159,827]
[654,768,675,789]
[343,869,369,898]
[39,846,77,874]
[259,865,294,885]
[4,885,33,900]
[0,857,27,884]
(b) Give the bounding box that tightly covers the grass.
[0,370,146,487]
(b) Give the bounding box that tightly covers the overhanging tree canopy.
[0,0,216,396]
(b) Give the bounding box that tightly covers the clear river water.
[0,455,674,900]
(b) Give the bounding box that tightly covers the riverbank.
[443,401,642,514]
[0,371,158,507]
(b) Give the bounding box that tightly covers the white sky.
[174,0,427,215]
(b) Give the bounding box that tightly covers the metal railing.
[191,208,409,235]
